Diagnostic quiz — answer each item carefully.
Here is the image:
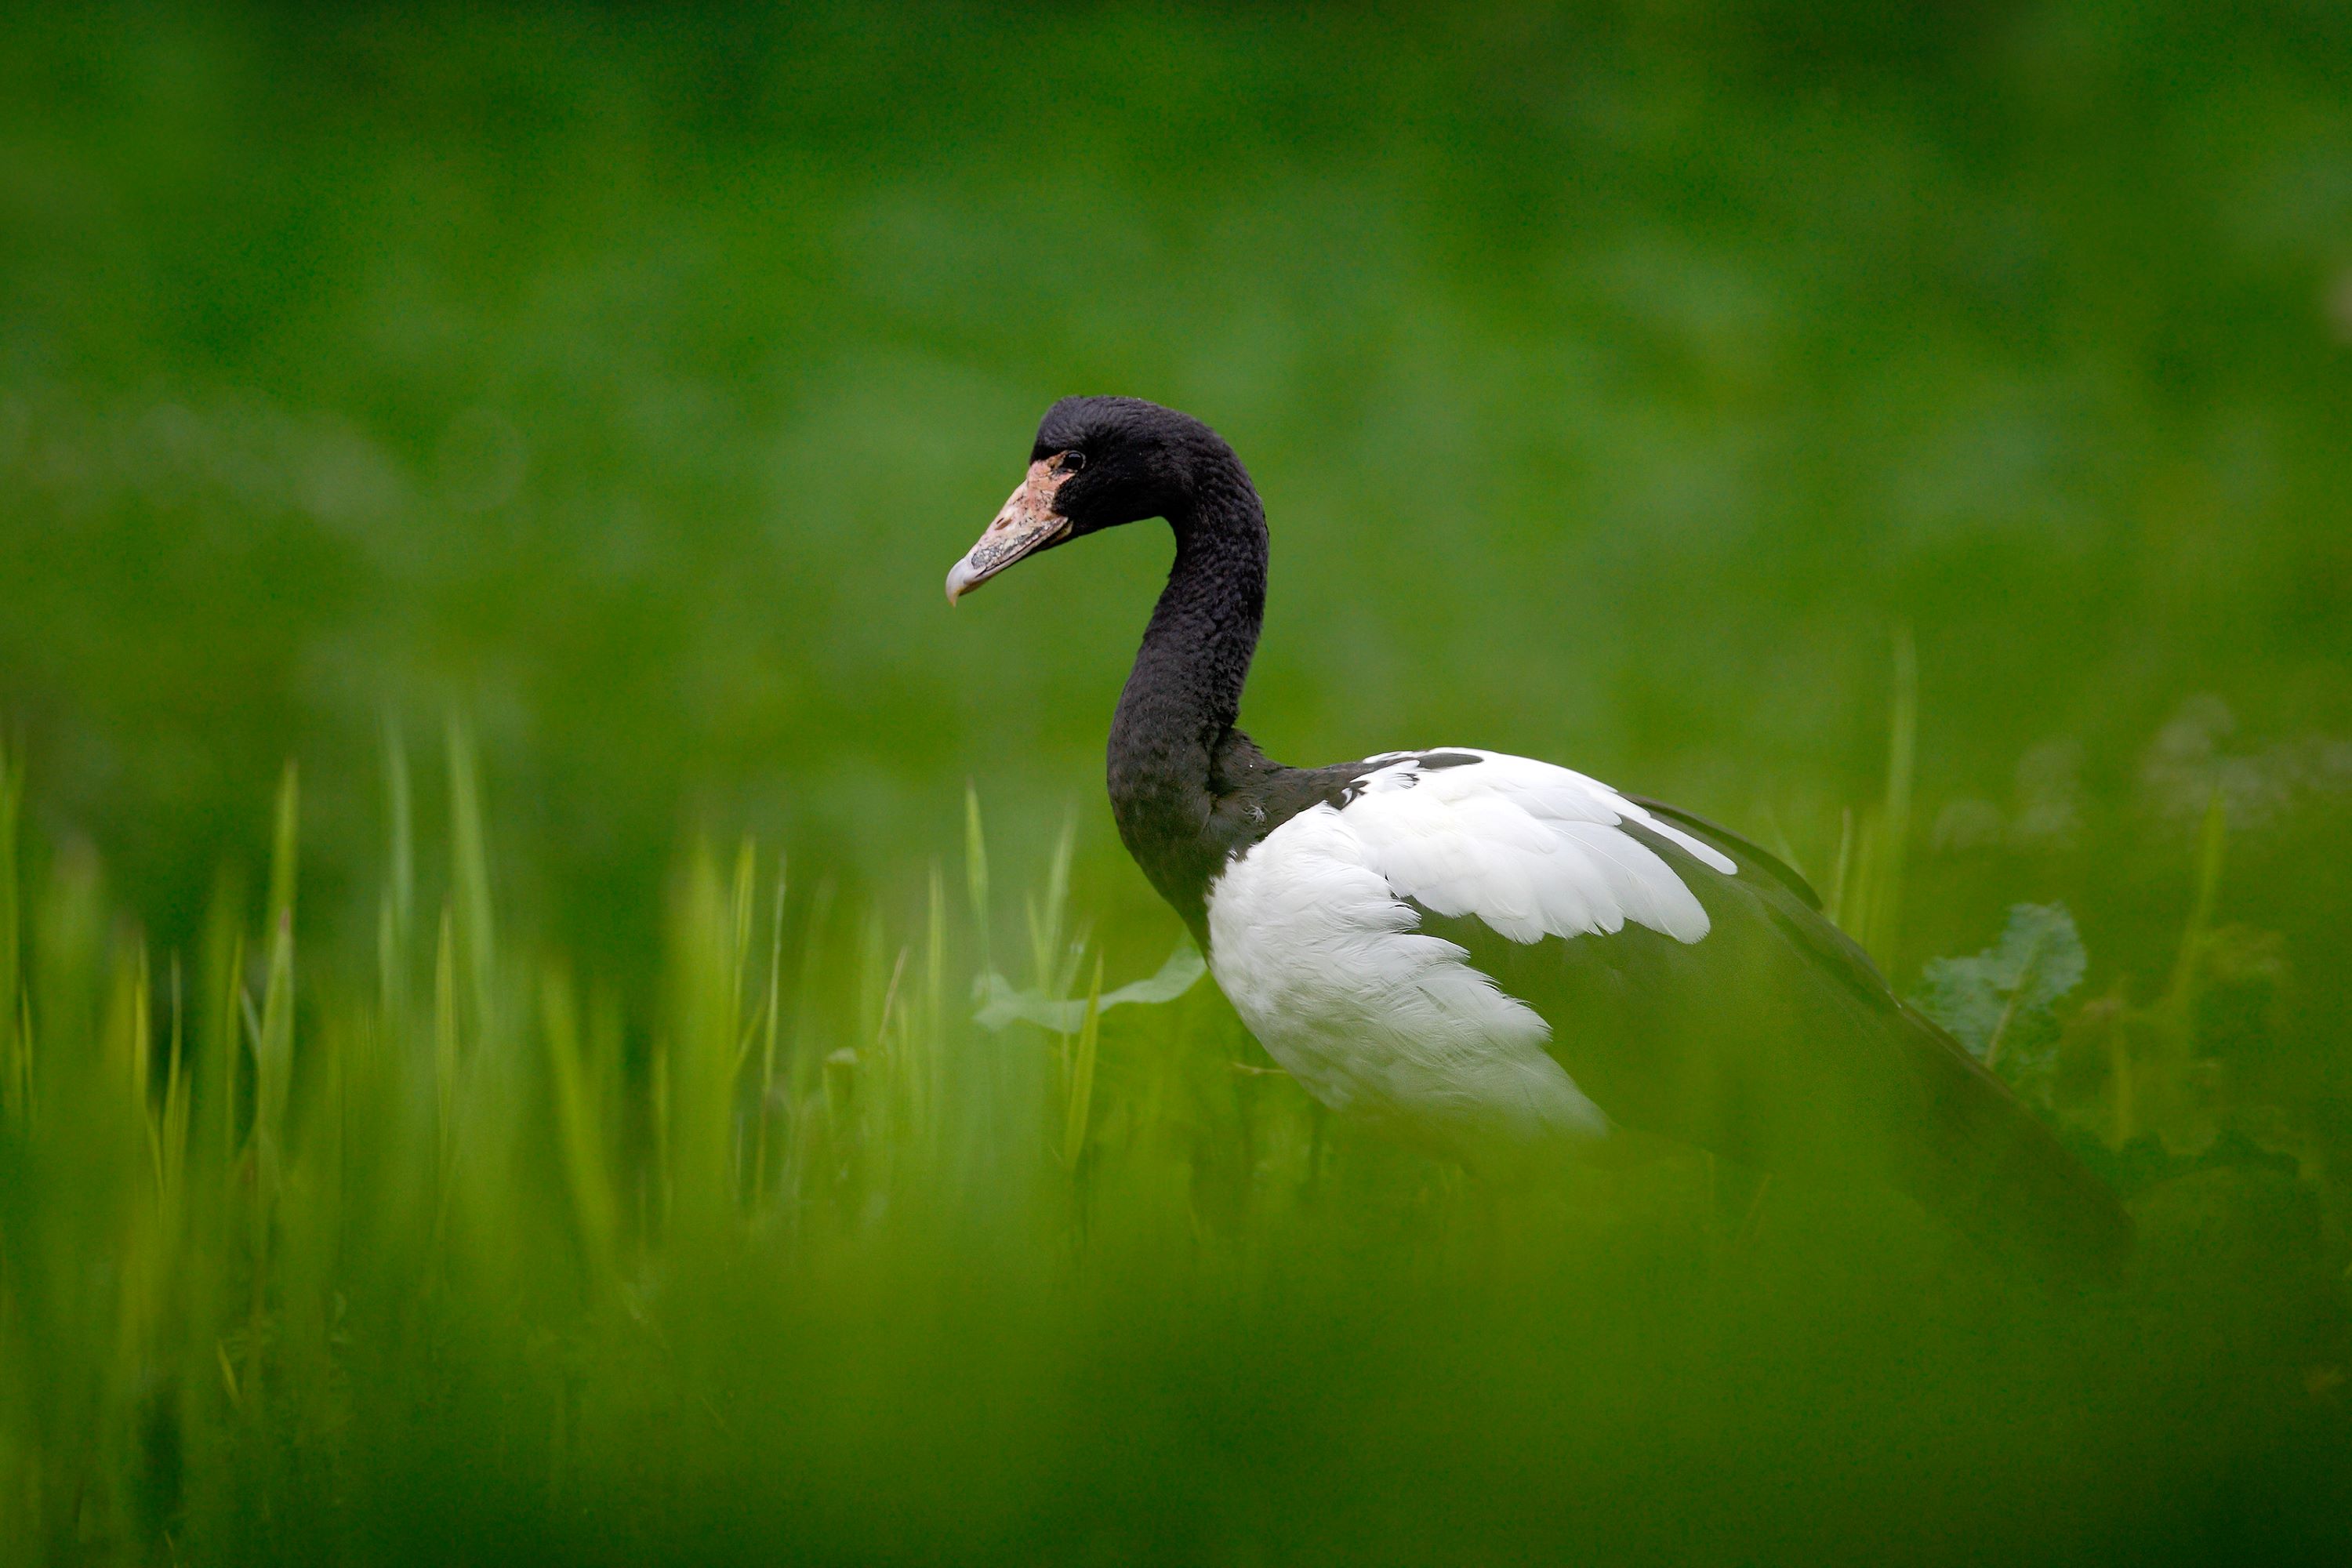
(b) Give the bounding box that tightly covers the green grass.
[2,723,2347,1566]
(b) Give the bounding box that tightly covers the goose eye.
[1058,451,1086,474]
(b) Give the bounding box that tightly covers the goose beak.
[946,459,1073,604]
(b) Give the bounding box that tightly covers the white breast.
[1203,750,1733,1160]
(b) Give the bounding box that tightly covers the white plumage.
[1203,750,1736,1160]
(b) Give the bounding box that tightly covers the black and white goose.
[948,396,2131,1279]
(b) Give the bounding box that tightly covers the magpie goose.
[947,395,2130,1279]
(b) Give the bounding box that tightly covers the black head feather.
[1029,396,1248,540]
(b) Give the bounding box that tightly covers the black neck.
[1106,452,1272,932]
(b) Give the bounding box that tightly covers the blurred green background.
[4,2,2352,1562]
[7,0,2347,975]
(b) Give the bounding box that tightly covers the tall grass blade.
[920,862,946,1151]
[791,875,837,1088]
[731,837,757,1028]
[666,843,741,1240]
[254,765,299,1203]
[1874,623,1917,960]
[1,738,21,1125]
[1062,954,1103,1172]
[965,782,990,976]
[447,716,496,1050]
[541,967,620,1288]
[192,863,245,1184]
[1838,628,1916,965]
[1826,807,1854,930]
[160,955,191,1215]
[753,854,786,1206]
[134,946,160,1191]
[385,717,416,949]
[435,907,460,1198]
[1030,809,1076,998]
[382,719,416,1033]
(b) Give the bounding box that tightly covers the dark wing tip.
[1627,795,1825,912]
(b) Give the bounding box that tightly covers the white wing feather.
[1203,749,1735,1157]
[1342,750,1733,945]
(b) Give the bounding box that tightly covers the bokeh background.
[9,1,2347,976]
[4,3,2351,1562]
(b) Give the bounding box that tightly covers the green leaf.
[975,938,1207,1034]
[1914,902,2088,1088]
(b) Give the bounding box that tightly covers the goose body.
[949,396,2130,1277]
[1204,749,1726,1155]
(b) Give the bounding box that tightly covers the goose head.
[946,396,1232,603]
